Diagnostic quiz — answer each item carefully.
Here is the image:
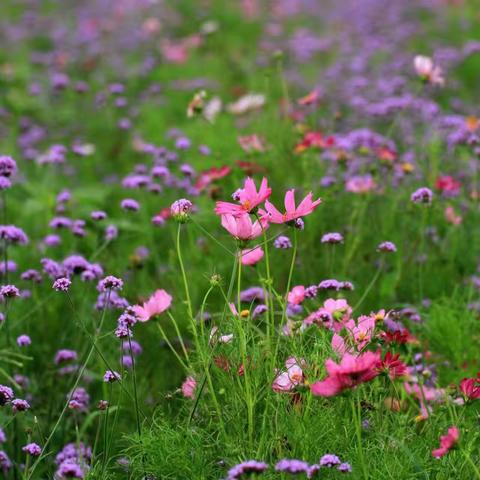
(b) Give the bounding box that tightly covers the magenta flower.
[215,177,271,216]
[262,189,321,224]
[310,351,380,397]
[133,289,172,322]
[221,213,268,241]
[432,426,459,458]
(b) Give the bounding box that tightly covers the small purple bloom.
[16,335,31,347]
[103,370,121,383]
[97,276,123,292]
[0,386,14,406]
[120,199,139,211]
[275,459,310,474]
[411,187,433,204]
[23,443,41,456]
[12,398,30,412]
[53,277,72,292]
[274,235,292,249]
[319,454,341,467]
[377,241,397,253]
[321,232,344,244]
[227,460,269,479]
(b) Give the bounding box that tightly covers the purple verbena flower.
[23,443,41,456]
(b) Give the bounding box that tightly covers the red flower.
[435,175,461,195]
[294,131,334,154]
[377,351,407,380]
[380,330,417,345]
[235,160,266,175]
[195,165,231,191]
[459,375,480,400]
[432,426,459,458]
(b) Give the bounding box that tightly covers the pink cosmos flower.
[210,326,234,344]
[345,175,376,194]
[237,135,266,153]
[240,246,264,265]
[432,426,459,458]
[133,289,172,322]
[221,213,268,241]
[261,189,321,224]
[215,177,271,216]
[444,206,462,225]
[287,286,305,305]
[181,376,197,398]
[303,298,352,329]
[332,315,376,355]
[272,357,305,392]
[403,382,445,418]
[414,55,445,86]
[310,351,381,397]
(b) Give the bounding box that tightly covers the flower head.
[262,189,321,224]
[272,357,305,392]
[23,443,41,457]
[414,55,445,86]
[53,277,72,292]
[97,276,123,292]
[275,459,310,474]
[133,289,172,322]
[181,376,197,398]
[227,460,268,479]
[311,351,381,397]
[432,426,459,458]
[0,386,14,406]
[240,246,264,265]
[411,187,433,204]
[16,335,31,347]
[221,213,268,241]
[459,375,480,400]
[171,199,193,222]
[12,398,30,412]
[215,177,271,216]
[103,370,121,383]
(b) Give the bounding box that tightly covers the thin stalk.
[176,224,193,320]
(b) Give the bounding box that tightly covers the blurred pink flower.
[221,213,268,240]
[403,382,445,418]
[432,426,459,458]
[262,189,321,224]
[241,246,264,265]
[444,206,462,225]
[345,175,376,193]
[133,289,172,322]
[237,134,266,153]
[181,376,197,398]
[414,55,445,86]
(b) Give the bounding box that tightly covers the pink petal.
[284,189,296,213]
[310,376,343,397]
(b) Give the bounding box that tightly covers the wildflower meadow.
[1,0,480,478]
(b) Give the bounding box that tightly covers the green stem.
[177,224,193,320]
